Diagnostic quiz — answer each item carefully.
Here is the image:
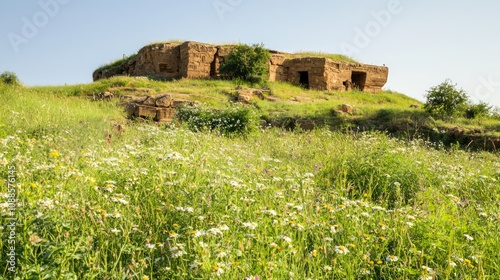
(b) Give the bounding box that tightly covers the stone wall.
[324,61,388,92]
[180,42,218,79]
[132,43,181,80]
[93,41,388,92]
[269,54,287,82]
[213,46,233,76]
[283,57,329,90]
[268,55,388,92]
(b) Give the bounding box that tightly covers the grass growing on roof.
[289,51,358,63]
[94,54,138,73]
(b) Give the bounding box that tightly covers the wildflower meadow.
[1,84,500,279]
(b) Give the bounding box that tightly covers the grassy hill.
[1,80,500,279]
[22,76,500,140]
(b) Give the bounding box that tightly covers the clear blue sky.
[2,0,500,107]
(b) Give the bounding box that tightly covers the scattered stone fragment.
[342,104,354,114]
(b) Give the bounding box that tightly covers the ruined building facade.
[93,41,388,92]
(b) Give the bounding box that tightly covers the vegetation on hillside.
[424,79,498,121]
[424,79,469,119]
[176,105,259,136]
[1,83,500,279]
[14,75,500,141]
[290,52,358,63]
[94,54,137,74]
[0,71,21,87]
[219,43,271,83]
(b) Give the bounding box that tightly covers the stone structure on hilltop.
[93,41,388,92]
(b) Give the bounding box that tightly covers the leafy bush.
[219,43,270,83]
[0,71,21,86]
[465,101,492,119]
[375,108,396,122]
[175,105,259,136]
[491,106,500,120]
[424,79,468,119]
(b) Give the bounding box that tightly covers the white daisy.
[242,222,258,230]
[334,245,349,255]
[386,255,399,262]
[464,234,474,241]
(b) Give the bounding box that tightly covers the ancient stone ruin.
[93,41,389,92]
[122,94,197,123]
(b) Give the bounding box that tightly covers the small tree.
[0,71,21,86]
[219,43,270,83]
[424,79,468,119]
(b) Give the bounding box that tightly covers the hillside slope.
[22,77,500,149]
[1,82,500,279]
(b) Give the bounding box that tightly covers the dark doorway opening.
[210,54,217,77]
[298,71,309,89]
[351,72,367,91]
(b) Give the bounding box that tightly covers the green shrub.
[0,71,21,86]
[175,105,259,136]
[375,108,396,122]
[219,43,270,83]
[465,101,492,119]
[492,106,500,120]
[424,79,468,119]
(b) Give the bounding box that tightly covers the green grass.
[94,54,138,74]
[290,52,358,63]
[146,39,186,46]
[1,84,500,279]
[26,76,500,138]
[258,82,421,116]
[0,84,125,139]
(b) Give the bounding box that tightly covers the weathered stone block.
[154,94,172,107]
[156,108,175,122]
[125,102,138,117]
[238,94,252,103]
[342,104,354,114]
[142,96,156,106]
[270,54,286,65]
[449,126,465,138]
[136,105,158,119]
